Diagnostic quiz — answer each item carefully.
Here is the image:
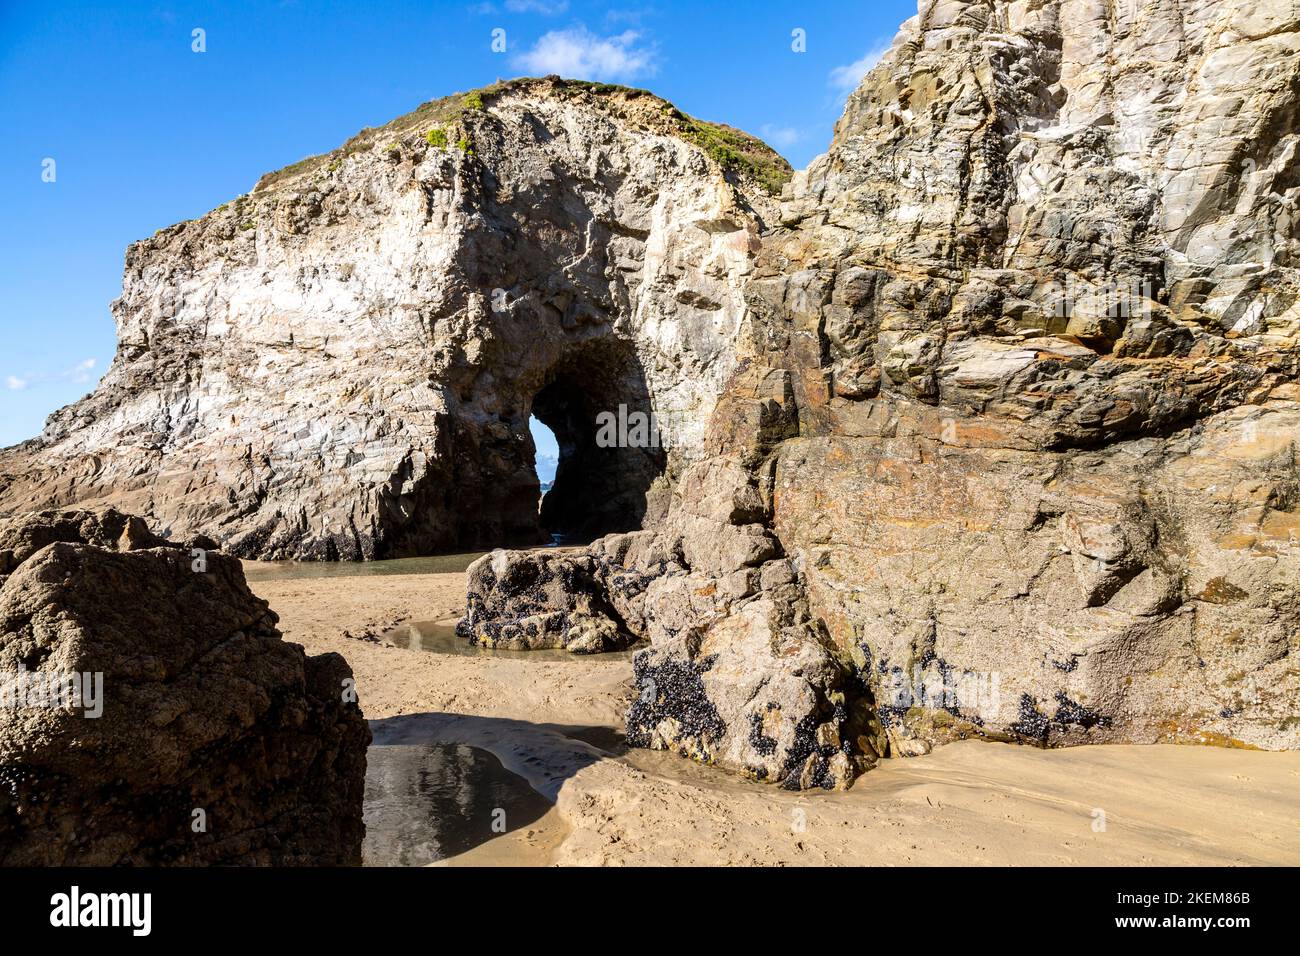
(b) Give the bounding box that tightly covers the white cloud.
[514,27,657,81]
[759,124,801,150]
[3,358,99,393]
[828,41,891,97]
[505,0,569,13]
[68,358,97,384]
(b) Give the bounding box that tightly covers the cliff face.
[0,78,785,559]
[471,0,1300,787]
[672,0,1300,777]
[3,1,1299,788]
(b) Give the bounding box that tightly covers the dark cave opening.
[529,340,666,545]
[376,337,667,558]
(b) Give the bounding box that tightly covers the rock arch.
[0,79,779,561]
[532,336,666,543]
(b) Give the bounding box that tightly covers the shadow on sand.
[363,712,626,866]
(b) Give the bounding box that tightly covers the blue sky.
[0,0,914,448]
[532,419,558,483]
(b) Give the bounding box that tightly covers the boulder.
[469,534,882,789]
[627,591,880,790]
[458,548,635,653]
[0,510,369,865]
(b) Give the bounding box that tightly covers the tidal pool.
[381,619,645,661]
[243,552,489,583]
[362,742,552,866]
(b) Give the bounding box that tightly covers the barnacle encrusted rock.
[0,510,369,865]
[458,548,635,653]
[465,530,882,788]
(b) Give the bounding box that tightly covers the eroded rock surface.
[0,510,369,864]
[0,78,784,560]
[459,548,636,653]
[3,2,1299,790]
[731,0,1300,765]
[467,0,1300,787]
[466,530,881,787]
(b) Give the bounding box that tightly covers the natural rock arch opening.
[530,337,666,545]
[385,335,670,557]
[529,416,559,498]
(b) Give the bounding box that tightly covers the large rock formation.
[0,78,785,559]
[0,510,369,864]
[3,2,1299,790]
[687,0,1299,778]
[462,0,1300,788]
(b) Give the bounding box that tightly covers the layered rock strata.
[0,78,785,560]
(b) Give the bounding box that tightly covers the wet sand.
[249,559,1300,867]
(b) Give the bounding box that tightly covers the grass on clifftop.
[672,113,792,196]
[252,76,792,196]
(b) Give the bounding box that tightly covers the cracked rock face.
[742,0,1300,764]
[0,78,783,560]
[734,0,1300,769]
[0,510,369,865]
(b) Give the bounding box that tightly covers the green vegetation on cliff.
[253,76,792,195]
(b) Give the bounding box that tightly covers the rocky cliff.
[3,1,1299,789]
[466,0,1300,787]
[0,77,786,558]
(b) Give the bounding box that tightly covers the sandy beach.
[247,560,1300,867]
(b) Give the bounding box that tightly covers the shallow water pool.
[381,619,645,661]
[243,552,490,583]
[362,742,553,866]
